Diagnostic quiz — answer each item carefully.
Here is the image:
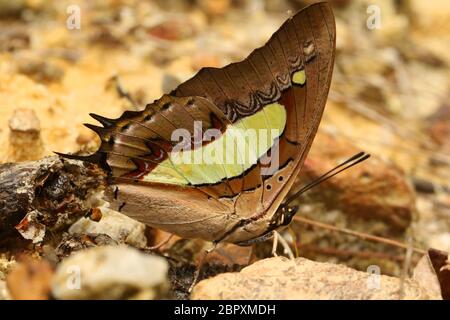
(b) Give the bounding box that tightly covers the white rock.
[52,245,168,299]
[0,280,10,300]
[69,207,147,248]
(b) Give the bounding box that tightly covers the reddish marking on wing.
[123,159,158,180]
[210,113,225,132]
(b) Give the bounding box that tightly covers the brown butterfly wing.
[60,2,335,243]
[172,2,336,238]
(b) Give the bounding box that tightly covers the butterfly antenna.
[282,152,371,208]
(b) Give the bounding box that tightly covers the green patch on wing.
[143,103,286,185]
[292,70,306,85]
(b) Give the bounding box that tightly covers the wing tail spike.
[89,113,116,128]
[83,123,107,136]
[54,151,86,161]
[54,151,110,171]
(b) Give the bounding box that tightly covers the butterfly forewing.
[63,2,336,244]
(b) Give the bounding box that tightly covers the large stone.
[191,257,432,300]
[52,245,168,300]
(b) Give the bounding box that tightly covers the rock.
[6,257,53,300]
[16,58,64,83]
[0,25,30,52]
[69,207,148,248]
[7,108,44,162]
[191,257,431,300]
[51,245,169,300]
[0,280,10,300]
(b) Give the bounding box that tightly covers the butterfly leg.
[147,233,174,251]
[272,231,294,259]
[271,231,279,257]
[118,202,126,212]
[188,241,218,293]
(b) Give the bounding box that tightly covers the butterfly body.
[61,2,336,245]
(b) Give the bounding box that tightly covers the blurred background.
[0,0,449,290]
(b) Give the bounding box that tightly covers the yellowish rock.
[192,257,433,300]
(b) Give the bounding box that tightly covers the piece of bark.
[0,156,105,243]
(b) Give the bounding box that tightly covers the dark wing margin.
[265,1,336,213]
[172,2,335,123]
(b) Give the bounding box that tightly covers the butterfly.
[60,2,336,247]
